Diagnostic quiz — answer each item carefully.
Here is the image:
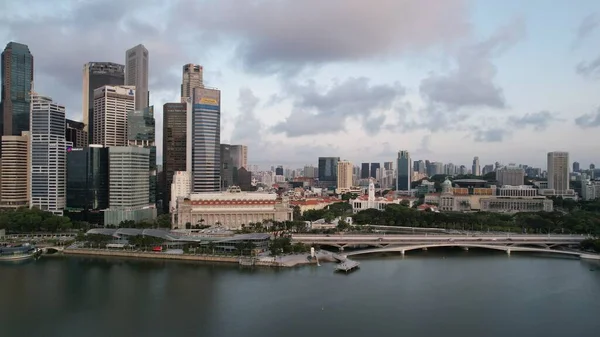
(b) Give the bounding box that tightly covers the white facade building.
[93,85,135,147]
[350,179,415,213]
[170,171,192,223]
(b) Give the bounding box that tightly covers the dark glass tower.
[370,163,380,179]
[0,42,33,155]
[163,102,187,213]
[66,146,109,210]
[220,144,233,189]
[191,88,221,192]
[318,157,340,188]
[360,163,370,179]
[128,106,156,204]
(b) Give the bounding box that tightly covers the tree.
[156,214,171,228]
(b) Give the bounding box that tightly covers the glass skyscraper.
[128,106,156,203]
[0,42,33,155]
[66,145,109,210]
[318,157,340,188]
[163,102,187,212]
[189,87,221,192]
[396,150,412,191]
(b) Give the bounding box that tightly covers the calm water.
[1,250,599,337]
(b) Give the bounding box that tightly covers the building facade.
[175,186,293,230]
[188,87,221,192]
[370,163,380,180]
[128,106,156,204]
[163,102,187,213]
[81,62,124,139]
[65,119,88,148]
[496,166,525,186]
[0,131,30,208]
[472,156,481,176]
[360,163,369,179]
[547,151,570,195]
[125,44,149,111]
[30,94,71,215]
[170,171,192,223]
[230,144,248,170]
[220,144,234,189]
[1,42,33,156]
[66,145,109,210]
[396,150,411,191]
[93,85,135,146]
[336,160,353,193]
[350,179,415,213]
[181,64,203,102]
[318,157,340,188]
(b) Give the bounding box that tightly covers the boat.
[0,244,42,262]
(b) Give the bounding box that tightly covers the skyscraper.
[220,144,233,189]
[573,161,580,173]
[396,150,411,191]
[93,85,135,146]
[65,119,88,148]
[0,131,30,209]
[337,160,353,192]
[230,145,248,170]
[66,145,109,211]
[125,44,149,110]
[30,94,72,215]
[81,62,125,140]
[547,151,569,195]
[128,106,156,204]
[472,156,481,176]
[360,163,370,179]
[163,102,187,212]
[496,166,525,186]
[370,163,380,179]
[1,42,33,156]
[188,87,221,192]
[318,157,340,187]
[181,64,203,102]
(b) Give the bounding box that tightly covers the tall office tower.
[275,165,284,176]
[496,166,525,186]
[303,165,315,178]
[30,94,72,215]
[445,163,455,175]
[318,157,340,188]
[230,145,248,170]
[188,87,221,192]
[482,164,494,175]
[93,85,135,146]
[105,146,155,225]
[0,131,30,208]
[65,119,88,148]
[384,161,393,171]
[163,102,187,213]
[1,42,33,156]
[396,150,411,191]
[416,160,426,174]
[370,163,380,179]
[547,151,570,194]
[472,156,481,176]
[337,160,353,191]
[360,163,370,179]
[125,44,149,110]
[128,106,156,204]
[220,144,233,189]
[81,62,125,140]
[572,161,580,173]
[181,64,203,102]
[66,145,109,211]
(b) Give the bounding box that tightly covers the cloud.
[575,13,600,43]
[419,18,526,110]
[231,88,262,144]
[576,55,600,79]
[508,111,561,131]
[416,135,433,155]
[177,0,470,74]
[271,77,405,137]
[473,128,510,143]
[575,108,600,128]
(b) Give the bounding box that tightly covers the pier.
[335,259,360,273]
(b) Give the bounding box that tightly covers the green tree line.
[0,207,73,232]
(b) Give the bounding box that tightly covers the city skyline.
[1,0,600,168]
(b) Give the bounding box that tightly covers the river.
[1,249,599,337]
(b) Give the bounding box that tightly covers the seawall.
[64,248,239,264]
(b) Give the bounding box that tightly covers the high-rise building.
[181,64,203,102]
[360,163,370,179]
[220,144,233,189]
[303,165,315,178]
[496,166,525,186]
[472,156,481,176]
[93,85,135,146]
[275,166,284,176]
[104,146,155,225]
[337,160,353,191]
[125,44,149,110]
[384,161,393,171]
[66,145,109,211]
[318,157,340,187]
[81,62,125,140]
[547,151,570,194]
[128,106,156,204]
[163,102,187,213]
[415,160,426,174]
[230,145,248,170]
[370,163,380,180]
[30,94,72,215]
[1,42,33,156]
[0,131,30,208]
[65,119,88,148]
[396,150,411,191]
[188,87,221,192]
[573,161,580,173]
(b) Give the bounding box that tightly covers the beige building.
[175,186,293,229]
[93,85,135,146]
[336,160,353,193]
[125,44,149,111]
[496,166,524,186]
[547,151,569,195]
[170,171,192,223]
[181,64,203,102]
[0,131,30,208]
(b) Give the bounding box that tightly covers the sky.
[1,0,600,170]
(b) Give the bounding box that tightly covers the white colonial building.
[350,179,415,213]
[175,186,293,229]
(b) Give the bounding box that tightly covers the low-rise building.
[480,197,553,212]
[350,179,416,213]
